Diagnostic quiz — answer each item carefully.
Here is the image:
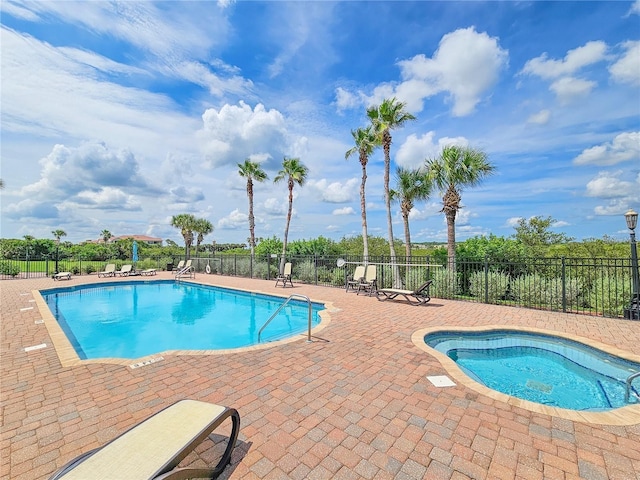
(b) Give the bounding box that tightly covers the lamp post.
[624,209,639,320]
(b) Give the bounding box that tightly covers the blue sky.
[1,1,639,246]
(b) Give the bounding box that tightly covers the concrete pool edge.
[412,325,640,426]
[33,279,334,368]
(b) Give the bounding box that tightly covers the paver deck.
[2,273,640,479]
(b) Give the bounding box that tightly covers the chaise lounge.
[376,280,433,305]
[275,262,293,287]
[98,263,116,278]
[53,272,72,281]
[115,264,133,276]
[346,265,366,292]
[48,399,240,480]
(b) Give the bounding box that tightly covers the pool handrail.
[625,371,640,403]
[258,294,312,343]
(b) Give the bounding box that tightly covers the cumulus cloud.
[585,171,638,199]
[626,0,640,16]
[521,41,607,79]
[262,198,289,216]
[169,186,206,203]
[505,217,524,228]
[609,41,640,86]
[527,109,551,125]
[217,209,247,229]
[332,207,355,215]
[336,27,508,117]
[549,77,596,103]
[198,101,289,168]
[307,178,359,203]
[396,132,469,169]
[573,131,640,166]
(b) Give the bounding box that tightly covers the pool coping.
[33,279,335,368]
[411,325,640,426]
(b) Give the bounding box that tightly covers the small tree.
[170,214,197,259]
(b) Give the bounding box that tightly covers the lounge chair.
[275,262,293,287]
[53,272,72,281]
[357,265,377,296]
[172,260,185,272]
[376,280,433,305]
[115,264,133,276]
[48,399,240,480]
[140,268,157,276]
[346,265,366,292]
[97,263,116,278]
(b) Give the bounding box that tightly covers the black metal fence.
[2,253,637,319]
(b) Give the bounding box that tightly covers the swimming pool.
[41,280,324,360]
[422,329,640,412]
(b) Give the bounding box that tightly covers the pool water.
[425,330,640,411]
[42,281,324,359]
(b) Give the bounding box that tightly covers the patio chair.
[356,265,377,296]
[115,264,133,276]
[275,262,293,287]
[346,265,366,292]
[48,399,240,480]
[172,260,185,272]
[97,263,116,278]
[53,272,72,281]
[376,280,433,305]
[140,268,157,276]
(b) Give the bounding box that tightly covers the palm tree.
[238,159,268,261]
[170,214,197,259]
[274,156,309,273]
[101,229,112,244]
[426,145,495,269]
[390,167,433,259]
[51,229,66,273]
[367,97,416,287]
[345,126,379,261]
[193,218,214,256]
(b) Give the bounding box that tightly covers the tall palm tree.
[170,213,197,259]
[52,229,66,244]
[101,229,112,244]
[345,126,379,261]
[238,159,268,261]
[390,167,433,258]
[193,218,214,256]
[426,145,495,269]
[274,156,309,273]
[367,97,416,287]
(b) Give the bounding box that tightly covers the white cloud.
[505,217,524,228]
[395,27,508,116]
[197,101,289,168]
[573,131,640,166]
[527,109,551,125]
[521,41,607,79]
[396,132,469,168]
[334,87,360,111]
[549,77,596,103]
[594,199,634,216]
[626,0,640,16]
[307,178,359,203]
[332,207,355,215]
[585,171,638,199]
[609,41,640,86]
[217,209,247,229]
[262,198,288,216]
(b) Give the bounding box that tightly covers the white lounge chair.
[275,262,293,287]
[48,399,240,480]
[115,264,133,276]
[53,272,72,281]
[98,264,116,278]
[140,268,157,276]
[346,265,366,292]
[376,280,433,305]
[357,265,377,296]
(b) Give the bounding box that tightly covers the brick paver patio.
[2,273,640,479]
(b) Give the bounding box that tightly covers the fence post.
[314,254,318,285]
[484,255,489,304]
[561,257,567,313]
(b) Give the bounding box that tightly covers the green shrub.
[0,261,20,277]
[588,275,629,317]
[512,274,581,309]
[469,270,510,303]
[430,268,458,298]
[84,264,96,274]
[70,265,81,275]
[293,260,316,283]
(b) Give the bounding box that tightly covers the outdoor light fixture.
[624,209,639,321]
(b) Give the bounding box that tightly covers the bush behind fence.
[2,253,637,319]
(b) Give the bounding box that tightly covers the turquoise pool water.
[424,330,640,411]
[42,281,324,359]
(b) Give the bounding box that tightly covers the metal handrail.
[174,265,194,280]
[258,294,312,343]
[625,371,640,403]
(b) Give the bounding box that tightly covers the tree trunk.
[446,210,456,272]
[280,181,294,273]
[360,155,369,262]
[383,130,402,288]
[248,179,255,262]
